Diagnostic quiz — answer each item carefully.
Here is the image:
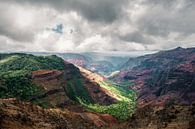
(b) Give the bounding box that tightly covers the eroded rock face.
[0,99,97,129]
[30,62,118,108]
[115,47,195,107]
[104,47,195,129]
[137,60,195,108]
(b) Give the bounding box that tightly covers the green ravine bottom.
[78,80,137,121]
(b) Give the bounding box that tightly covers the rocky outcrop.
[123,104,195,129]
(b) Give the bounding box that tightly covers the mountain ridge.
[0,53,136,128]
[113,47,195,107]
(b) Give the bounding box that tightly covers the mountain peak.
[174,46,184,51]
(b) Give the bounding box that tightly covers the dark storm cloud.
[137,0,195,37]
[0,3,34,42]
[8,0,128,23]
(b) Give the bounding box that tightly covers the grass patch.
[81,100,136,120]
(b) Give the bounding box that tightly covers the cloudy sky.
[0,0,195,52]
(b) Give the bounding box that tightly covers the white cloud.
[0,0,194,52]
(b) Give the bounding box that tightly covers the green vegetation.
[0,53,137,120]
[80,80,136,120]
[0,53,65,101]
[0,70,42,100]
[0,54,65,72]
[65,77,93,103]
[87,101,135,120]
[62,69,136,120]
[99,81,135,101]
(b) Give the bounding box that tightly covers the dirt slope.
[0,98,111,129]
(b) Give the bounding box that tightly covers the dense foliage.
[0,53,65,100]
[0,54,65,72]
[0,70,42,100]
[65,77,93,103]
